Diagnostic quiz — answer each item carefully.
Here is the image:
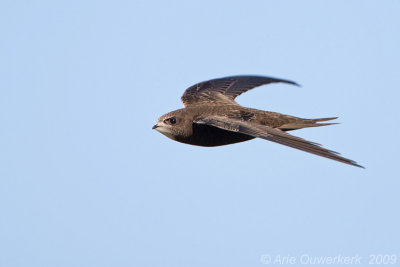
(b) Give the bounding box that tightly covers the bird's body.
[153,75,363,168]
[160,104,335,147]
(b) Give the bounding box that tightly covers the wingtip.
[347,159,365,169]
[284,80,301,87]
[354,163,366,169]
[293,82,302,87]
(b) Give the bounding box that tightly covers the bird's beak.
[152,124,159,130]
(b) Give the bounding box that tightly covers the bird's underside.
[153,75,364,168]
[181,119,255,146]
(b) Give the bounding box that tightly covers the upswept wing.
[194,117,364,168]
[181,75,298,107]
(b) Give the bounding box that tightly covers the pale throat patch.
[156,127,177,140]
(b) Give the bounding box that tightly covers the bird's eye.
[164,117,177,125]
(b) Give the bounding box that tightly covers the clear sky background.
[1,1,399,266]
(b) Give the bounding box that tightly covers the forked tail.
[278,117,339,131]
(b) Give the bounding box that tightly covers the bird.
[152,75,363,168]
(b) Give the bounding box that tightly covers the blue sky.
[1,0,399,266]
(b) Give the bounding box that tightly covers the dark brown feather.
[194,116,364,168]
[181,75,299,106]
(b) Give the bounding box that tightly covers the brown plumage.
[153,75,363,168]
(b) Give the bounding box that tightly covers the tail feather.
[279,117,339,131]
[310,117,338,122]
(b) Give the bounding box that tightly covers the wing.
[194,117,364,168]
[181,75,299,107]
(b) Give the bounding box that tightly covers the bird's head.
[152,109,192,141]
